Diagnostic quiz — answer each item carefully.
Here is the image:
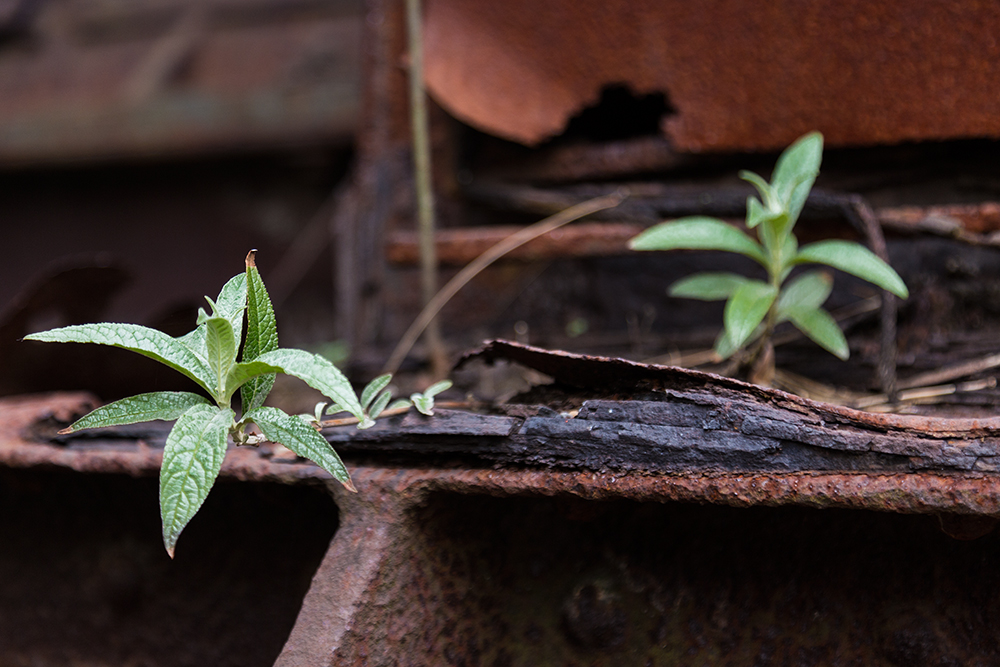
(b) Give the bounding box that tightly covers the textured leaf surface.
[789,307,849,360]
[247,406,355,491]
[205,316,237,399]
[724,281,778,350]
[214,273,247,344]
[241,259,278,413]
[796,241,909,298]
[361,374,392,410]
[629,217,767,266]
[160,405,232,557]
[62,392,209,433]
[25,323,213,393]
[670,273,748,301]
[232,349,363,419]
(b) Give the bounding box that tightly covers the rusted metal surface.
[422,0,1000,151]
[385,222,645,266]
[8,391,1000,664]
[0,0,361,164]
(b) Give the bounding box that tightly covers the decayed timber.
[318,341,1000,474]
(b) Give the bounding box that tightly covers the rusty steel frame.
[5,390,1000,664]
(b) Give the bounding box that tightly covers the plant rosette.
[24,251,442,557]
[629,132,908,374]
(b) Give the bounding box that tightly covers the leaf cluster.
[629,132,908,360]
[25,251,432,557]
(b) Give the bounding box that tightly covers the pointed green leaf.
[423,379,453,398]
[61,392,210,433]
[724,280,778,350]
[795,240,909,298]
[241,254,279,413]
[177,325,208,364]
[25,323,213,394]
[771,132,823,223]
[360,374,392,410]
[368,390,393,420]
[387,398,411,412]
[205,316,237,399]
[160,404,232,557]
[775,270,833,321]
[246,406,355,491]
[669,273,749,301]
[214,273,247,345]
[788,307,850,360]
[629,217,768,267]
[228,349,363,419]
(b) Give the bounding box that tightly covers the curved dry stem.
[382,190,628,376]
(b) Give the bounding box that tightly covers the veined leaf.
[787,306,849,360]
[368,390,393,420]
[160,404,232,557]
[205,316,237,400]
[795,240,909,298]
[775,270,833,321]
[360,374,392,410]
[669,273,748,301]
[60,392,210,434]
[241,251,279,413]
[177,325,208,365]
[246,406,355,492]
[228,349,363,419]
[214,273,248,345]
[410,381,452,416]
[628,217,768,267]
[25,323,213,394]
[724,281,778,351]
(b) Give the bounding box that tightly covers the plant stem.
[406,0,447,378]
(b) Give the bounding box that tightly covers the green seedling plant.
[629,131,908,374]
[305,377,453,427]
[25,251,392,558]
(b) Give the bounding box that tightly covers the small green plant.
[25,251,396,557]
[629,132,908,370]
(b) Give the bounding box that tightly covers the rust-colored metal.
[8,390,1000,664]
[422,0,1000,151]
[385,221,645,266]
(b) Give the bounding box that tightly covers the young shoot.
[629,132,908,374]
[25,251,377,557]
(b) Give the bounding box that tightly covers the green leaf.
[411,393,435,416]
[787,306,850,360]
[771,132,823,223]
[746,196,783,230]
[214,273,248,345]
[669,273,748,301]
[775,270,833,321]
[361,374,392,410]
[724,280,778,350]
[713,328,740,360]
[628,217,768,267]
[61,392,210,434]
[25,323,213,394]
[159,404,232,558]
[241,252,279,413]
[205,316,237,400]
[423,380,453,397]
[795,240,909,298]
[739,170,774,209]
[368,390,393,420]
[386,398,411,412]
[246,406,355,492]
[229,349,364,420]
